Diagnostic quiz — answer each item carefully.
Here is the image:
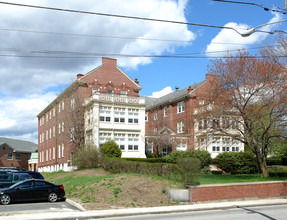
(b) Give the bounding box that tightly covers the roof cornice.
[37,80,86,117]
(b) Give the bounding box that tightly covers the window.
[15,153,20,160]
[58,145,61,158]
[176,141,187,151]
[114,108,125,123]
[154,110,158,120]
[211,119,219,129]
[99,106,111,122]
[145,113,148,122]
[177,121,184,133]
[53,147,55,160]
[71,97,75,111]
[46,149,48,161]
[62,100,65,111]
[120,91,127,96]
[53,126,55,137]
[212,136,221,152]
[114,133,125,150]
[128,134,139,151]
[198,138,205,149]
[49,111,52,119]
[128,108,139,124]
[27,154,31,160]
[232,141,239,152]
[70,127,75,141]
[231,119,239,129]
[222,137,230,152]
[58,102,61,113]
[62,144,64,157]
[99,133,111,147]
[49,128,52,139]
[198,120,203,130]
[177,101,184,113]
[58,123,61,134]
[49,148,51,160]
[164,106,167,117]
[46,130,48,141]
[222,117,230,129]
[199,100,204,106]
[62,122,64,133]
[53,107,55,117]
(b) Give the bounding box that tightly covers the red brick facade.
[37,57,142,171]
[0,144,30,169]
[190,181,287,202]
[145,74,217,152]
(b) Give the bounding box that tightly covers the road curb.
[65,198,86,211]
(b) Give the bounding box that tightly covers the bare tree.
[198,50,287,177]
[146,111,176,157]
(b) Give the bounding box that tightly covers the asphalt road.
[0,200,80,215]
[102,204,287,220]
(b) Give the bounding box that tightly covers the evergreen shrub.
[177,158,201,186]
[100,140,122,158]
[213,151,258,174]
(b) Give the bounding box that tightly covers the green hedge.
[282,156,287,166]
[164,150,212,168]
[211,170,223,175]
[102,158,176,178]
[268,171,287,177]
[122,158,169,163]
[267,157,282,166]
[213,151,258,174]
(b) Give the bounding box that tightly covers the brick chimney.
[205,74,217,81]
[187,85,193,93]
[77,74,84,79]
[102,57,117,66]
[134,78,139,85]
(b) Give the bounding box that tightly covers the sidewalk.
[1,198,287,220]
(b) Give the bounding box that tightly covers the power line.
[0,1,263,36]
[0,44,271,57]
[0,27,256,46]
[0,44,280,59]
[212,0,287,14]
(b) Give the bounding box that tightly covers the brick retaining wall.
[190,181,287,202]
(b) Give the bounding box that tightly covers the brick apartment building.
[145,74,244,158]
[37,58,146,172]
[0,137,37,170]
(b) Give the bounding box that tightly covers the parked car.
[0,179,65,205]
[0,167,26,172]
[0,172,32,188]
[14,171,44,180]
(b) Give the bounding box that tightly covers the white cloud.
[0,92,56,143]
[0,0,193,142]
[0,0,194,95]
[149,86,173,98]
[205,13,282,57]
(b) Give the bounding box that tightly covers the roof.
[0,137,38,153]
[145,80,206,109]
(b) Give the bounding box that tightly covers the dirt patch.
[65,170,172,210]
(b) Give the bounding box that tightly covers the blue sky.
[0,0,285,143]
